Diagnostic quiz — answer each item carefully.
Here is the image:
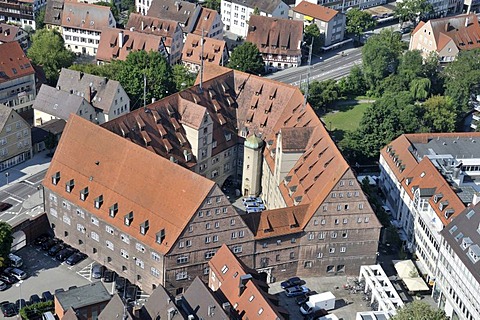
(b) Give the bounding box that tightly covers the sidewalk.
[0,150,51,190]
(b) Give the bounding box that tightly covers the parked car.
[103,270,116,283]
[246,206,264,214]
[29,294,41,305]
[41,238,61,251]
[15,299,26,311]
[125,285,137,302]
[56,247,78,261]
[295,291,318,305]
[115,276,130,292]
[65,252,87,266]
[305,308,328,320]
[242,197,257,205]
[281,276,304,289]
[41,291,54,302]
[245,202,265,209]
[8,253,23,267]
[285,285,310,297]
[34,234,51,246]
[54,288,65,295]
[0,280,7,291]
[5,267,27,280]
[48,243,65,256]
[0,202,12,212]
[91,264,105,279]
[1,301,16,317]
[0,273,17,285]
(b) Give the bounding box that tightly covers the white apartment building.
[294,0,387,13]
[379,133,480,283]
[61,2,116,56]
[435,202,480,320]
[221,0,289,38]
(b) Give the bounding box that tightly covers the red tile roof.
[126,13,180,47]
[0,23,21,42]
[44,115,215,254]
[293,1,339,22]
[0,42,34,84]
[191,7,219,37]
[182,33,227,66]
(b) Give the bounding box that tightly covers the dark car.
[56,247,78,261]
[0,280,7,291]
[0,273,17,285]
[285,285,310,297]
[280,276,304,289]
[65,252,87,266]
[0,202,12,212]
[41,291,54,302]
[41,238,61,251]
[54,288,65,295]
[91,264,105,279]
[295,291,318,305]
[1,301,16,317]
[103,269,116,283]
[115,276,130,292]
[125,285,137,302]
[400,26,412,34]
[34,234,51,246]
[29,294,41,305]
[305,308,328,320]
[15,299,27,311]
[48,243,65,256]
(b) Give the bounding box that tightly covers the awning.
[393,260,429,292]
[304,15,314,22]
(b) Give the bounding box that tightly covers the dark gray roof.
[57,68,124,113]
[147,0,198,30]
[0,104,13,130]
[141,283,182,319]
[44,0,64,26]
[230,0,285,14]
[182,277,230,320]
[98,294,134,320]
[441,202,480,284]
[33,84,88,120]
[39,119,67,135]
[56,282,111,311]
[412,136,480,160]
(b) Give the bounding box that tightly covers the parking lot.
[0,245,103,319]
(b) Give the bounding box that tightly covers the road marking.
[7,195,23,203]
[77,262,93,282]
[22,180,35,186]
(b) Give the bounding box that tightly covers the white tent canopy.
[393,260,429,292]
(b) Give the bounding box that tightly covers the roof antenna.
[143,73,147,110]
[302,38,313,111]
[199,29,204,93]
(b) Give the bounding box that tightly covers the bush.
[19,301,54,319]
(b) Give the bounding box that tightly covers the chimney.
[141,20,144,30]
[119,31,124,48]
[80,72,84,79]
[238,274,252,296]
[175,1,180,11]
[473,192,480,206]
[465,16,470,27]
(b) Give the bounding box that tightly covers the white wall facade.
[0,73,36,113]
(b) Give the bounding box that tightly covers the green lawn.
[322,102,370,132]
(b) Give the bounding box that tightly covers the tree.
[410,78,431,101]
[203,0,221,12]
[27,29,75,84]
[422,95,456,132]
[252,7,260,15]
[394,0,433,27]
[70,62,121,80]
[398,50,424,83]
[345,8,376,43]
[35,7,46,30]
[304,23,323,52]
[44,132,57,156]
[362,29,404,92]
[116,50,175,109]
[0,222,13,267]
[338,65,366,96]
[308,80,340,113]
[227,42,264,75]
[172,64,196,91]
[391,301,448,320]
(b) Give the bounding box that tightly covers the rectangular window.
[91,217,99,226]
[50,208,58,218]
[176,271,188,280]
[62,215,71,225]
[177,255,188,264]
[136,243,145,253]
[91,231,99,242]
[239,230,244,238]
[151,267,160,277]
[205,236,211,243]
[121,249,129,259]
[121,234,130,244]
[289,252,295,259]
[230,218,235,226]
[151,252,160,262]
[233,245,242,253]
[186,240,192,247]
[213,235,218,242]
[106,240,114,250]
[77,224,85,233]
[231,232,237,239]
[205,250,216,259]
[105,225,114,235]
[340,247,346,253]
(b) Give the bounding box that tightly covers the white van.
[8,253,23,268]
[42,311,56,320]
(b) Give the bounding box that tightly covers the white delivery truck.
[300,291,336,315]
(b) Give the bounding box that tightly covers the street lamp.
[16,280,23,318]
[5,172,9,184]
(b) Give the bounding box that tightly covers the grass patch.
[323,102,370,132]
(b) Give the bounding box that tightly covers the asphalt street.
[0,169,47,227]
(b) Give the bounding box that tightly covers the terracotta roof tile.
[191,7,218,37]
[182,33,227,66]
[44,115,215,254]
[126,13,180,48]
[0,23,21,42]
[293,1,339,22]
[0,42,34,84]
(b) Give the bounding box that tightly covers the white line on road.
[7,195,23,203]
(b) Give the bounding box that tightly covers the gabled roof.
[57,68,124,113]
[147,0,198,30]
[209,245,287,320]
[247,16,303,56]
[413,14,480,52]
[182,33,227,66]
[293,1,339,22]
[56,282,111,311]
[96,27,163,62]
[0,23,22,42]
[141,283,181,318]
[44,0,64,26]
[33,84,90,121]
[0,42,34,84]
[0,104,14,130]
[126,13,180,47]
[61,2,113,31]
[230,0,285,14]
[192,7,219,36]
[183,277,230,319]
[44,115,215,254]
[98,294,134,320]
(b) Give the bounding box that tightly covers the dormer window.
[94,195,103,209]
[109,203,118,217]
[439,201,448,211]
[445,209,454,219]
[156,229,165,244]
[225,132,231,141]
[80,187,89,201]
[52,172,60,185]
[66,179,74,193]
[461,237,472,250]
[140,220,149,235]
[124,211,134,226]
[468,245,480,263]
[433,193,443,203]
